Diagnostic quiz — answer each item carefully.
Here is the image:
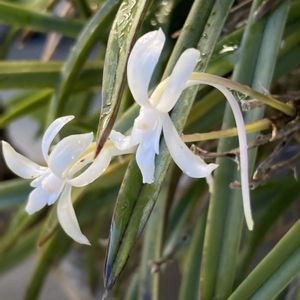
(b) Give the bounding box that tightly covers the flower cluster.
[2,29,253,244]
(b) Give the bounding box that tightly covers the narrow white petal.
[127,28,165,107]
[184,79,254,230]
[25,187,49,214]
[42,115,75,162]
[57,185,90,245]
[2,141,46,179]
[48,133,93,177]
[136,143,156,184]
[68,148,112,187]
[155,49,200,112]
[162,114,218,177]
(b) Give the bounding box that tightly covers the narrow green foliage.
[0,1,83,37]
[95,0,153,156]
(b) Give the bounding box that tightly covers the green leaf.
[48,0,121,123]
[164,180,206,256]
[178,208,207,300]
[0,179,30,209]
[104,0,234,290]
[200,1,289,298]
[138,186,167,300]
[229,220,300,299]
[239,179,300,278]
[0,61,102,90]
[0,90,52,128]
[95,0,153,156]
[0,1,84,37]
[0,226,40,274]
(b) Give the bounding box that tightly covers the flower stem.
[182,118,272,142]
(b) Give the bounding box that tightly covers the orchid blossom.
[110,29,253,230]
[2,116,119,244]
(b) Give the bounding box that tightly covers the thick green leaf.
[104,0,234,289]
[95,0,153,156]
[0,1,83,37]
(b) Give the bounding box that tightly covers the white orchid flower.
[110,29,254,230]
[110,29,218,184]
[2,116,118,245]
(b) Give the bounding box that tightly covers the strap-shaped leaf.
[0,61,102,90]
[95,0,153,156]
[104,0,234,289]
[47,0,121,123]
[0,1,83,37]
[201,2,289,298]
[229,219,300,299]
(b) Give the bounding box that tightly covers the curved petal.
[162,114,218,177]
[127,28,165,107]
[48,133,93,177]
[184,79,254,230]
[155,48,200,112]
[136,142,156,184]
[2,141,46,179]
[68,148,112,187]
[25,187,49,214]
[42,115,74,162]
[213,84,253,230]
[57,185,90,245]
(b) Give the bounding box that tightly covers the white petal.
[136,142,156,184]
[162,114,218,177]
[42,115,75,162]
[41,173,64,194]
[57,185,90,245]
[48,133,93,177]
[2,141,46,179]
[127,28,165,107]
[25,187,49,214]
[184,79,254,230]
[155,49,200,112]
[68,148,112,187]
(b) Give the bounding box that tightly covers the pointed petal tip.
[247,219,254,231]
